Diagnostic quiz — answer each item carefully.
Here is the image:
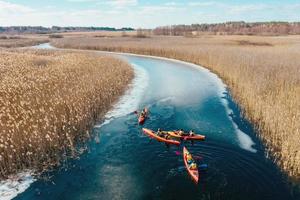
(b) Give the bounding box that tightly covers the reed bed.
[0,49,133,179]
[57,31,137,38]
[51,35,300,180]
[0,36,49,48]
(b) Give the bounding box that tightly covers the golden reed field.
[0,49,133,178]
[51,34,300,181]
[0,35,49,48]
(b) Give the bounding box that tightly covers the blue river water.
[14,44,298,200]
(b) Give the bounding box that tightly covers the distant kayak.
[168,131,205,141]
[183,146,199,184]
[142,128,180,146]
[138,108,148,124]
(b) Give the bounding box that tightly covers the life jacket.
[186,154,192,161]
[190,163,197,170]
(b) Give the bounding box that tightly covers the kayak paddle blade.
[199,164,208,170]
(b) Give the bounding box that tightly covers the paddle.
[199,164,208,170]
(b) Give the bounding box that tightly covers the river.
[13,43,296,200]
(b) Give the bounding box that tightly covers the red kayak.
[138,108,148,124]
[183,146,199,183]
[142,128,180,146]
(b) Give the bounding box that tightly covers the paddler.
[157,128,163,137]
[178,129,184,136]
[164,133,170,140]
[140,109,146,117]
[186,152,193,163]
[189,162,197,170]
[186,152,197,169]
[182,129,190,137]
[143,108,148,115]
[189,130,195,136]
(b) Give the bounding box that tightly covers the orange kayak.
[142,128,180,146]
[138,108,148,124]
[183,146,199,183]
[168,131,205,141]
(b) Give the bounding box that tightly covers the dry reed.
[51,35,300,180]
[0,36,49,48]
[0,49,133,179]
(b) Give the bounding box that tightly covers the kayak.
[142,128,180,146]
[183,146,199,184]
[183,147,199,183]
[168,131,205,141]
[138,108,148,124]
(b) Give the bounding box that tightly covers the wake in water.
[94,63,149,128]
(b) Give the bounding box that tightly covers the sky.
[0,0,299,28]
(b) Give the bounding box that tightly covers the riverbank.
[0,49,133,181]
[50,34,300,181]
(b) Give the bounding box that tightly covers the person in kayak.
[157,128,163,137]
[189,130,195,136]
[164,133,170,140]
[181,129,191,137]
[186,152,193,161]
[189,162,197,170]
[140,109,146,117]
[186,152,197,170]
[178,129,185,136]
[157,128,169,138]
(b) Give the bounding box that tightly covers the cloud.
[110,0,137,6]
[96,0,137,7]
[227,4,269,15]
[164,2,183,6]
[138,5,184,15]
[188,1,217,7]
[0,0,34,14]
[66,0,138,7]
[282,3,300,11]
[67,0,97,2]
[0,0,299,28]
[187,2,280,16]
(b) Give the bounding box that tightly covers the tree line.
[0,26,134,34]
[153,22,300,36]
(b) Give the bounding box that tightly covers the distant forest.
[2,22,300,36]
[153,22,300,36]
[0,26,135,34]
